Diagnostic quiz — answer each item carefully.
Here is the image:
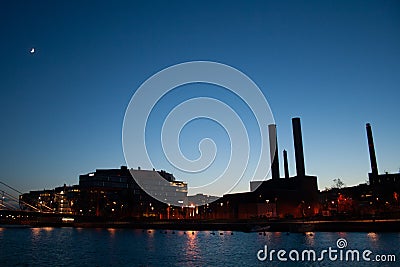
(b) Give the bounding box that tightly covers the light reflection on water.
[31,227,41,237]
[304,232,315,246]
[185,231,200,263]
[367,232,379,242]
[0,228,399,266]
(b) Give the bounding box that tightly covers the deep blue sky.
[0,0,399,194]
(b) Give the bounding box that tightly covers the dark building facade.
[20,167,188,219]
[365,123,400,214]
[19,184,80,214]
[78,166,188,218]
[319,123,400,218]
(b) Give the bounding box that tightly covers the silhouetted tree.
[332,178,345,189]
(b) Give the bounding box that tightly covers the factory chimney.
[366,123,378,176]
[292,117,306,177]
[283,149,290,179]
[268,124,280,180]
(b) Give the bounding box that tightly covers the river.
[0,227,399,266]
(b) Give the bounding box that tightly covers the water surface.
[0,227,398,266]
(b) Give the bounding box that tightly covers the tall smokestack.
[366,123,378,176]
[283,149,289,179]
[268,124,280,180]
[292,117,306,177]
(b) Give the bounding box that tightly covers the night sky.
[1,0,399,195]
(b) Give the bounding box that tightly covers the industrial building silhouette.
[17,118,400,220]
[208,117,319,219]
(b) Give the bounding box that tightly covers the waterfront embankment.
[1,210,400,232]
